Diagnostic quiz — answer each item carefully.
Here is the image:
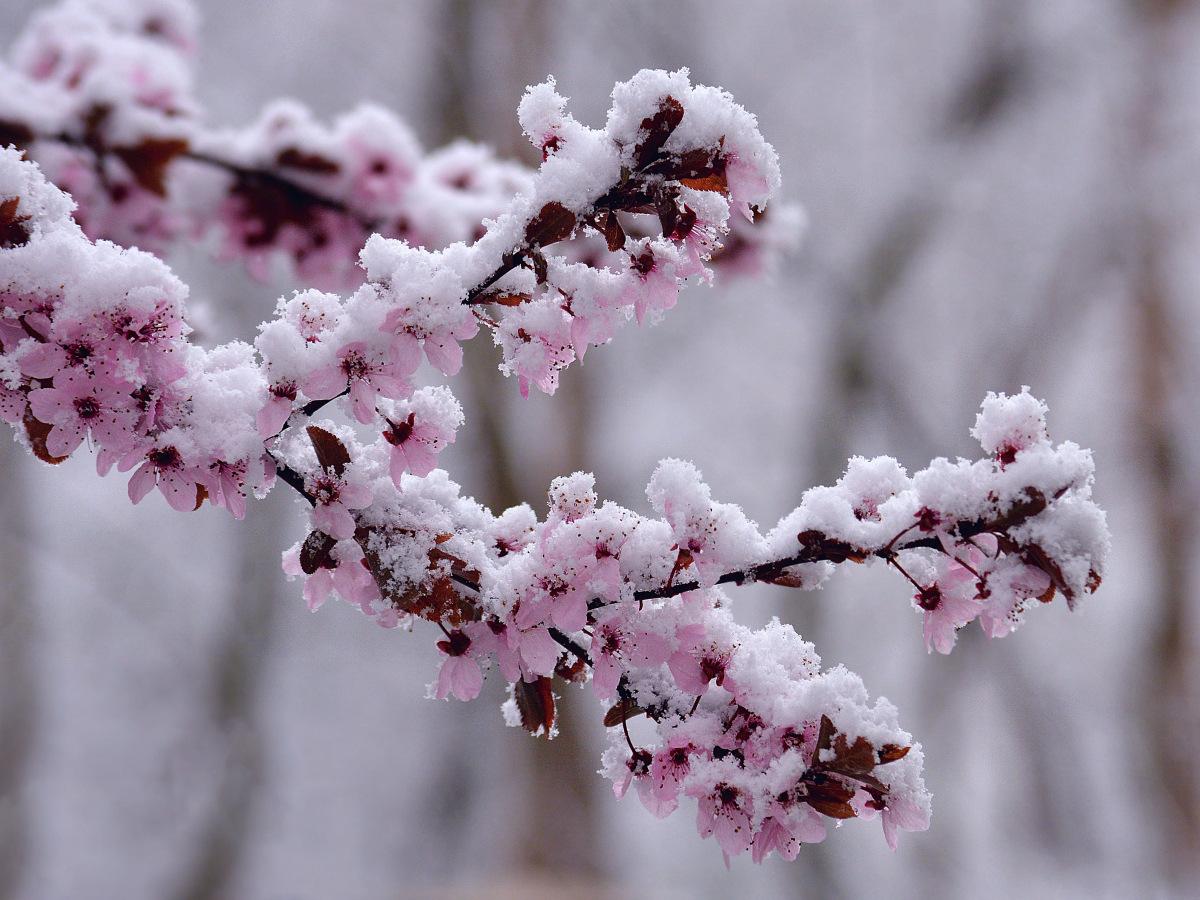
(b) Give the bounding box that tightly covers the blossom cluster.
[0,58,795,523]
[0,0,801,290]
[262,389,1104,862]
[0,0,1111,865]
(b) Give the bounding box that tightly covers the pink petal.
[304,364,347,400]
[128,462,157,504]
[592,654,621,700]
[220,471,247,520]
[304,569,333,611]
[637,777,679,819]
[423,335,462,375]
[45,422,85,458]
[517,626,557,676]
[257,397,292,436]
[449,657,484,700]
[314,503,356,541]
[159,471,197,512]
[551,592,587,633]
[668,650,709,695]
[389,446,407,489]
[627,631,671,667]
[403,441,438,478]
[437,656,484,701]
[390,331,422,373]
[19,343,65,379]
[339,483,374,510]
[27,387,70,425]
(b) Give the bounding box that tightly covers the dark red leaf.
[655,189,679,237]
[300,530,338,574]
[307,425,351,476]
[603,700,645,728]
[633,96,685,169]
[1022,540,1074,606]
[113,138,189,197]
[24,404,68,465]
[275,147,340,175]
[489,293,532,308]
[797,530,868,564]
[760,566,809,588]
[530,248,549,284]
[803,780,857,819]
[666,547,694,589]
[555,653,588,684]
[514,676,556,736]
[679,171,728,193]
[824,735,877,778]
[672,206,697,240]
[82,104,111,148]
[595,211,626,252]
[878,744,911,765]
[0,120,34,150]
[815,714,836,755]
[991,487,1048,531]
[524,201,577,247]
[0,197,30,249]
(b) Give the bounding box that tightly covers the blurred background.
[1,0,1197,897]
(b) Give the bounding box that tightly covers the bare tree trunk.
[1126,2,1200,881]
[169,492,288,900]
[0,438,36,900]
[424,1,608,887]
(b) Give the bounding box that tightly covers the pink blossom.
[0,382,25,425]
[507,625,558,680]
[724,150,770,221]
[881,796,930,852]
[308,471,373,540]
[257,382,298,436]
[383,412,450,485]
[18,334,105,380]
[591,617,672,699]
[613,749,652,801]
[126,444,202,512]
[624,245,679,326]
[286,547,381,616]
[28,371,138,457]
[978,563,1053,640]
[346,142,413,207]
[751,817,801,864]
[668,642,730,696]
[636,773,679,819]
[383,313,479,378]
[694,782,754,860]
[650,740,696,806]
[434,630,485,701]
[919,561,986,655]
[288,211,370,291]
[204,459,249,520]
[305,340,417,424]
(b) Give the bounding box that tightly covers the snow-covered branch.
[0,0,1110,867]
[0,0,800,289]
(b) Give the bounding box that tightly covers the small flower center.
[148,446,180,469]
[73,396,100,419]
[340,349,370,381]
